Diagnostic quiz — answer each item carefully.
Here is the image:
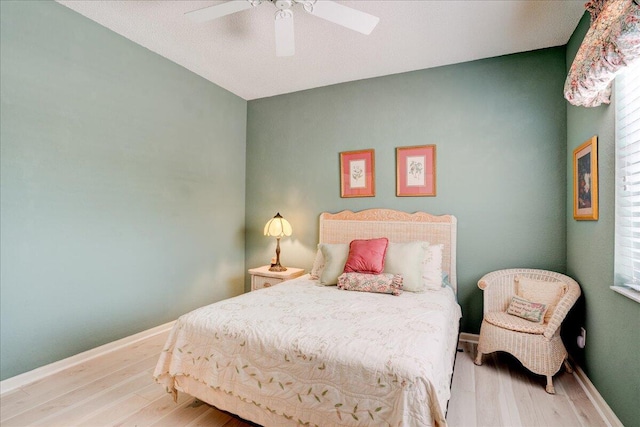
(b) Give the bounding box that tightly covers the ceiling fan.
[185,0,379,57]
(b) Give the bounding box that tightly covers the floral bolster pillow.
[337,272,403,296]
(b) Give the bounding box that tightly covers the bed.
[154,209,461,427]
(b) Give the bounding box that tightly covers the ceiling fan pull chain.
[295,0,318,14]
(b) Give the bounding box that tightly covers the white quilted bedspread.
[154,276,462,427]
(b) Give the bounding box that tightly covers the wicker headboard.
[319,209,457,292]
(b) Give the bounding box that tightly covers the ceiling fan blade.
[305,0,379,35]
[274,10,295,57]
[185,0,256,23]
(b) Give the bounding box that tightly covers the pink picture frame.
[396,145,436,197]
[340,149,375,198]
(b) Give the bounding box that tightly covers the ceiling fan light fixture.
[293,0,317,14]
[274,0,293,10]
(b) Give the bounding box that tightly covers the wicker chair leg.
[545,376,555,394]
[474,351,483,366]
[564,359,573,374]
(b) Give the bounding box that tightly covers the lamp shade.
[264,212,292,238]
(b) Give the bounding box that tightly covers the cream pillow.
[383,241,429,292]
[319,243,350,285]
[515,276,567,323]
[309,246,325,280]
[422,244,443,290]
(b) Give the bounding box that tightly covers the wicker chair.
[474,269,581,394]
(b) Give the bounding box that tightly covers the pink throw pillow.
[343,238,389,274]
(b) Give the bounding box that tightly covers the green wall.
[246,48,568,333]
[0,1,247,380]
[3,4,634,424]
[565,14,640,427]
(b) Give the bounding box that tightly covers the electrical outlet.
[577,327,586,348]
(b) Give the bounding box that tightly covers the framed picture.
[573,136,598,220]
[396,145,436,197]
[339,149,375,198]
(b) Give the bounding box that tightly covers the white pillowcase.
[309,245,325,279]
[422,244,444,291]
[318,243,350,285]
[383,241,429,292]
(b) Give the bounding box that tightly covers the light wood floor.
[0,332,608,427]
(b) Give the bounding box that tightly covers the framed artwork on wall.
[340,149,375,198]
[396,145,436,197]
[573,136,598,220]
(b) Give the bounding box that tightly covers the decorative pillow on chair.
[319,243,350,285]
[506,295,548,323]
[343,238,389,274]
[422,244,444,290]
[383,241,429,292]
[337,272,403,296]
[515,276,568,323]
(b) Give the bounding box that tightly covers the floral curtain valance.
[564,0,640,107]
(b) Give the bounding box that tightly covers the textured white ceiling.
[56,1,586,100]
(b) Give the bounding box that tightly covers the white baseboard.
[459,332,479,343]
[459,332,622,427]
[0,320,175,395]
[571,360,624,427]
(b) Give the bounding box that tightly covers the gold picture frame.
[573,136,598,220]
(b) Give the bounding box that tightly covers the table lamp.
[264,212,292,272]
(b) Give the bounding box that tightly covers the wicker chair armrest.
[477,270,504,290]
[543,283,581,339]
[477,271,517,313]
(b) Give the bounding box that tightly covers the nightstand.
[248,265,305,291]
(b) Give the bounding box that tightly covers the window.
[613,62,640,303]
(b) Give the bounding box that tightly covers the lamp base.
[269,237,287,271]
[269,263,287,272]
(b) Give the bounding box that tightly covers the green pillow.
[383,241,429,292]
[319,243,350,285]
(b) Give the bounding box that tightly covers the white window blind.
[614,62,640,298]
